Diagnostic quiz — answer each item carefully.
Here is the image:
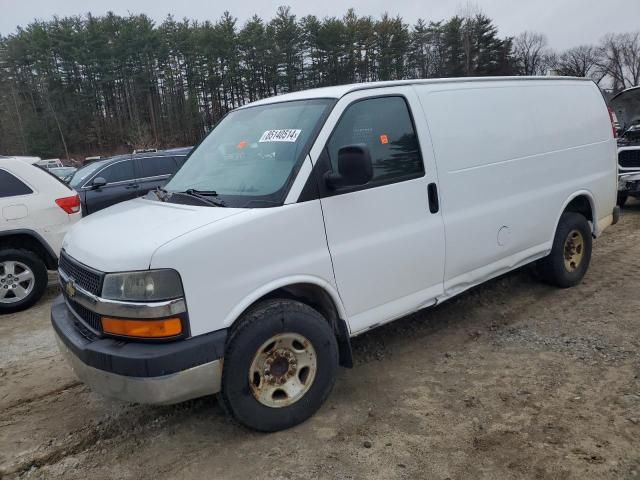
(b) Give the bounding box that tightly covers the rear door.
[312,87,446,334]
[84,159,139,213]
[136,155,180,195]
[1,164,76,254]
[0,168,33,224]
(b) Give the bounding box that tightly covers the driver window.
[327,96,424,186]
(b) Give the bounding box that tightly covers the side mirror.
[92,177,107,189]
[325,144,373,190]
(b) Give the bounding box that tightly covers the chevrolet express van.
[52,77,619,432]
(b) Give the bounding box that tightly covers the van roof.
[241,76,592,108]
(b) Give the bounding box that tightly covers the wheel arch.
[222,276,353,367]
[556,191,596,237]
[0,229,58,269]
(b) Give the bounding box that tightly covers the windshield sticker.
[259,129,302,143]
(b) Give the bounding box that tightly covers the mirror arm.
[324,172,342,190]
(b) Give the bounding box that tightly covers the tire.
[538,212,592,288]
[219,299,339,432]
[0,249,48,314]
[617,192,628,208]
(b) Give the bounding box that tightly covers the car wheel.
[0,249,48,314]
[219,299,339,432]
[617,193,628,208]
[538,212,592,288]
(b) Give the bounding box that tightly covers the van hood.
[62,198,246,272]
[611,86,640,131]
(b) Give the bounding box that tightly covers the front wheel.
[219,299,339,432]
[538,212,592,288]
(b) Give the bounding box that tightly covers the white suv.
[1,158,81,313]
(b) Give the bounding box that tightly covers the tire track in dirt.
[2,397,218,477]
[3,206,640,479]
[1,381,82,413]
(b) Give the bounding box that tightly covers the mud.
[1,204,639,480]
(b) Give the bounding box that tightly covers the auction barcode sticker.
[259,129,302,143]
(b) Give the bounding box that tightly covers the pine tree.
[0,9,527,158]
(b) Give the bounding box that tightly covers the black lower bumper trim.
[51,295,226,378]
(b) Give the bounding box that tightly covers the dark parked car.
[68,148,192,215]
[48,166,77,182]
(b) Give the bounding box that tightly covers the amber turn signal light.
[101,317,182,338]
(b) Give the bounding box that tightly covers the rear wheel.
[0,249,48,314]
[219,299,338,432]
[617,192,628,208]
[538,212,592,288]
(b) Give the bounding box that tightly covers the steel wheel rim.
[249,332,317,408]
[563,229,585,272]
[0,261,35,304]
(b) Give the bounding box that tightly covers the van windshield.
[165,99,333,207]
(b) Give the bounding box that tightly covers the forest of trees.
[0,7,638,160]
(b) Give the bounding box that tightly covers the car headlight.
[102,269,184,302]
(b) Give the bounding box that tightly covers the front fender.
[220,275,348,330]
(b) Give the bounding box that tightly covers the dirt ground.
[1,205,640,480]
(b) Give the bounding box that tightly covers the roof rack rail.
[133,148,158,154]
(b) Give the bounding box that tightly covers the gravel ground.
[1,203,639,480]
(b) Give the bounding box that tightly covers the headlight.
[102,269,183,302]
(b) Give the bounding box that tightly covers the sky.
[0,0,638,51]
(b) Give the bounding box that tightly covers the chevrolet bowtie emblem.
[65,279,76,298]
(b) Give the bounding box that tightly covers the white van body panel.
[150,200,338,337]
[62,198,246,272]
[308,86,446,334]
[413,80,616,297]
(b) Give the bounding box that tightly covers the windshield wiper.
[149,186,170,202]
[186,188,219,197]
[174,189,226,207]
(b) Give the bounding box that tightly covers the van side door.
[83,159,139,213]
[312,87,446,334]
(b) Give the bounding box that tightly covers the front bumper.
[618,172,640,194]
[51,296,227,405]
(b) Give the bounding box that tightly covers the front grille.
[59,252,103,296]
[67,297,102,333]
[59,251,104,334]
[619,149,640,169]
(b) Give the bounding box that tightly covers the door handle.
[125,183,139,189]
[427,183,439,214]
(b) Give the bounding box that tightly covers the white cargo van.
[52,77,618,432]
